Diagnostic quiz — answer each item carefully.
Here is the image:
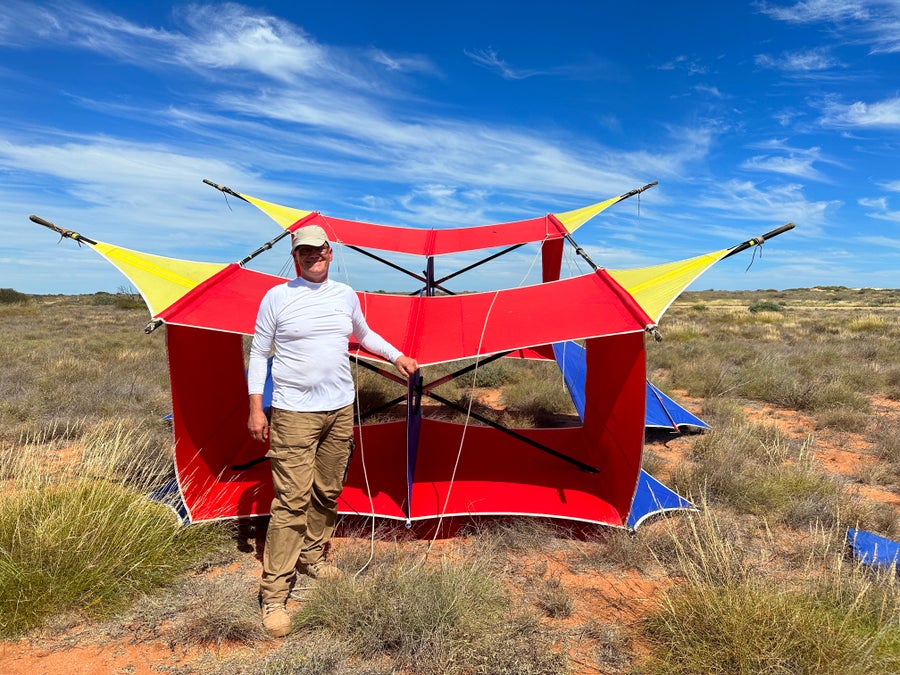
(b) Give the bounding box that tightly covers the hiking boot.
[301,560,344,580]
[261,602,291,638]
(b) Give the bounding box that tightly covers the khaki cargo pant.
[258,404,354,605]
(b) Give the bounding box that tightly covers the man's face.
[294,243,332,282]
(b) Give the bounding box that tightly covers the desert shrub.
[464,517,569,556]
[748,300,782,313]
[660,319,705,341]
[0,301,170,444]
[431,358,576,425]
[211,630,379,674]
[640,447,667,476]
[647,578,899,673]
[580,620,634,672]
[79,420,174,488]
[885,365,900,400]
[0,480,226,636]
[741,365,815,409]
[535,576,573,618]
[737,349,872,414]
[294,554,566,674]
[351,362,406,418]
[0,424,228,637]
[573,527,658,573]
[843,499,899,536]
[669,356,742,399]
[354,356,564,426]
[774,468,849,530]
[0,420,91,481]
[463,612,567,675]
[296,556,506,650]
[89,289,144,309]
[500,376,576,423]
[845,313,891,332]
[464,356,518,389]
[643,511,900,674]
[171,574,267,647]
[808,380,871,414]
[697,397,746,426]
[0,288,29,304]
[814,407,870,433]
[673,422,865,528]
[869,416,900,465]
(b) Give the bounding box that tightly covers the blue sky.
[1,1,898,294]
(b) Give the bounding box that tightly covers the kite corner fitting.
[145,318,164,334]
[29,214,98,247]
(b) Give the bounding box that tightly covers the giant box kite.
[31,180,791,530]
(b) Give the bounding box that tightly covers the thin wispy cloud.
[859,196,900,223]
[658,55,708,75]
[693,179,834,231]
[741,140,839,181]
[758,0,872,24]
[464,47,544,80]
[694,84,724,98]
[819,96,900,128]
[463,47,619,81]
[758,0,900,54]
[859,234,900,249]
[369,49,437,75]
[754,47,840,71]
[742,155,828,181]
[859,196,887,209]
[2,1,425,93]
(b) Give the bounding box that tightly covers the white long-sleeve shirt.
[248,277,402,412]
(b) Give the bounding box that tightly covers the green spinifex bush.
[0,428,227,637]
[644,510,900,674]
[748,299,783,313]
[294,554,567,675]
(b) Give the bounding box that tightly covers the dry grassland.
[0,287,898,674]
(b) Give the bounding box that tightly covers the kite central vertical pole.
[405,369,424,527]
[424,256,435,296]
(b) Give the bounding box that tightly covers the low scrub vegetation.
[0,288,30,304]
[0,424,228,637]
[1,287,898,673]
[293,552,567,675]
[644,509,900,674]
[748,299,783,312]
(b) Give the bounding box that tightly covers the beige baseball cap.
[291,225,329,250]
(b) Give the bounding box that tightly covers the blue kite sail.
[553,341,708,432]
[148,478,190,524]
[552,341,698,528]
[847,528,900,573]
[627,471,694,529]
[646,382,709,431]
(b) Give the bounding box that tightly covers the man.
[247,225,418,638]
